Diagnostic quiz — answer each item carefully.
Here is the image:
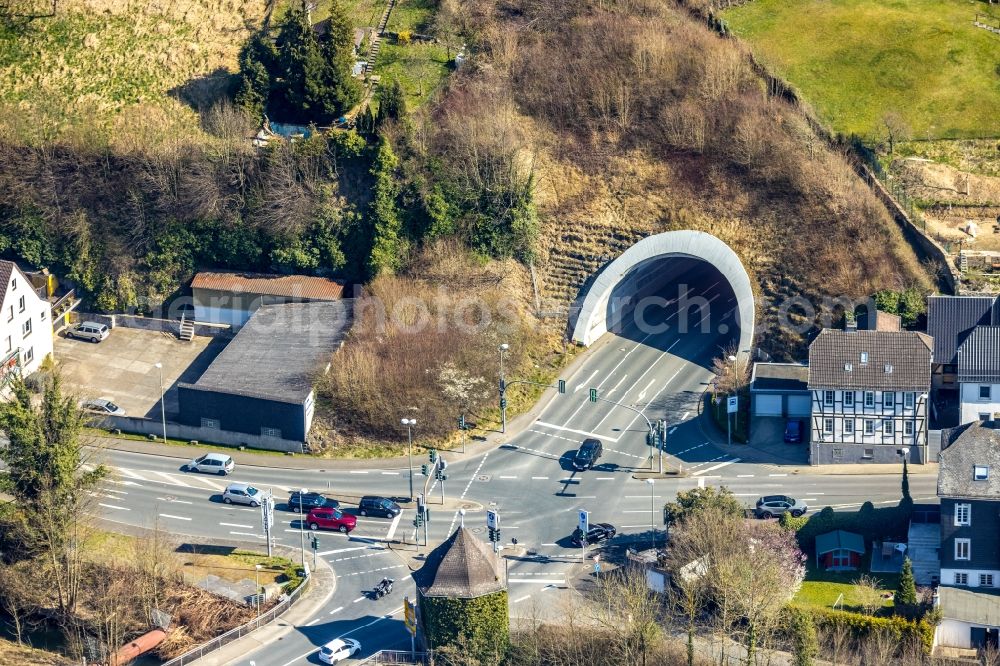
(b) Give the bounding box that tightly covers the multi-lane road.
[86,268,934,665]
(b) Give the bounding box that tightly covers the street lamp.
[459,508,466,529]
[498,343,509,433]
[298,487,307,566]
[153,362,166,443]
[726,355,737,447]
[254,564,262,618]
[646,478,655,550]
[401,418,416,501]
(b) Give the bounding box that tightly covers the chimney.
[845,318,858,332]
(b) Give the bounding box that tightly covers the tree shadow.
[168,67,239,114]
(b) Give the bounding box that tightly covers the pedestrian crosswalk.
[83,464,293,493]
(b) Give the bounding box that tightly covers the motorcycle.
[372,577,394,599]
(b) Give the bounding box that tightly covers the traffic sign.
[589,388,598,403]
[727,396,739,414]
[486,509,500,530]
[404,596,416,635]
[558,379,566,394]
[578,509,589,534]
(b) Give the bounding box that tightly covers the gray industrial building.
[177,301,351,443]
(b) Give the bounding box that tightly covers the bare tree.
[881,112,911,154]
[851,575,884,616]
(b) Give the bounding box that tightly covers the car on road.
[81,398,126,416]
[571,523,617,547]
[318,637,361,664]
[783,419,804,444]
[755,495,808,519]
[222,482,263,507]
[307,507,357,533]
[187,453,235,476]
[572,438,603,471]
[287,491,338,513]
[66,321,109,343]
[358,496,401,518]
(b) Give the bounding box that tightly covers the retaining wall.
[98,415,304,453]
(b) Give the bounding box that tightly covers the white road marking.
[603,373,629,398]
[276,609,403,666]
[229,531,265,539]
[329,606,344,615]
[99,503,129,511]
[682,411,690,419]
[769,473,788,477]
[104,488,128,495]
[155,497,192,504]
[697,477,706,488]
[513,595,531,604]
[637,377,657,401]
[534,421,614,442]
[116,468,147,481]
[350,471,369,474]
[499,475,518,479]
[149,470,192,487]
[691,458,742,476]
[318,546,378,556]
[380,471,400,476]
[595,477,615,480]
[220,522,253,529]
[541,543,558,546]
[574,369,599,393]
[186,475,225,491]
[509,579,565,584]
[352,596,366,603]
[531,476,549,480]
[737,474,755,478]
[385,511,402,541]
[668,427,677,435]
[159,513,191,521]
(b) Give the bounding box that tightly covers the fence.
[360,650,431,665]
[73,312,234,339]
[160,571,311,666]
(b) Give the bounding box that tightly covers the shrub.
[779,512,809,533]
[794,505,910,553]
[397,30,412,44]
[784,606,818,666]
[807,608,934,656]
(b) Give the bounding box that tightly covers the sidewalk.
[187,549,337,666]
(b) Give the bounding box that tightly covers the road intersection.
[88,268,933,665]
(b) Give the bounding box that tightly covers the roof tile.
[807,330,932,391]
[191,271,344,301]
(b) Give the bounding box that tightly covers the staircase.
[178,314,195,342]
[364,0,396,76]
[907,522,941,586]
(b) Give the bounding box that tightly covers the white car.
[187,453,235,475]
[318,638,361,664]
[81,398,126,416]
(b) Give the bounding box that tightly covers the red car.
[307,507,357,533]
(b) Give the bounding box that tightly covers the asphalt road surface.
[86,268,933,665]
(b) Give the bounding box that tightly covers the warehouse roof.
[191,271,345,301]
[927,295,997,366]
[807,329,932,391]
[750,362,809,392]
[183,301,352,404]
[938,586,1000,626]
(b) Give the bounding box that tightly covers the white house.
[0,260,53,392]
[190,271,345,327]
[807,328,933,464]
[957,326,1000,424]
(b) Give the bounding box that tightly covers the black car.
[287,491,338,513]
[572,438,604,471]
[358,496,401,518]
[571,523,617,547]
[783,419,803,444]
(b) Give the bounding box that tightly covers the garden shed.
[815,529,865,571]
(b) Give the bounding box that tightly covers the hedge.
[420,590,509,662]
[807,607,934,655]
[791,503,912,553]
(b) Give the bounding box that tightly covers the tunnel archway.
[570,230,755,351]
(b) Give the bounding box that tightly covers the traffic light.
[458,414,466,430]
[311,536,319,550]
[646,431,655,447]
[421,464,429,476]
[413,515,423,528]
[558,379,566,394]
[589,388,598,403]
[429,449,437,464]
[500,398,507,409]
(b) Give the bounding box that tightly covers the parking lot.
[55,326,225,419]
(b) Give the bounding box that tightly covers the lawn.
[721,0,1000,140]
[793,561,899,612]
[377,41,452,108]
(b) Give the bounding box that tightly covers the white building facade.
[0,261,53,391]
[957,326,1000,424]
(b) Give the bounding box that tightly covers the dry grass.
[0,0,265,149]
[0,639,71,666]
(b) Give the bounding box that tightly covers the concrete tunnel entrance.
[570,230,755,353]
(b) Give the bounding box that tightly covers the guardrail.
[359,650,431,665]
[160,573,311,666]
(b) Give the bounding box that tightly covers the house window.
[10,277,15,290]
[39,308,46,321]
[844,419,855,435]
[955,503,971,526]
[904,393,915,409]
[975,466,990,481]
[21,318,31,337]
[18,295,25,312]
[981,574,994,588]
[864,420,875,435]
[981,386,992,401]
[23,347,33,363]
[824,391,834,407]
[860,352,869,365]
[981,413,992,422]
[844,392,854,407]
[863,448,874,459]
[864,392,875,408]
[883,391,894,409]
[904,421,914,436]
[261,427,282,438]
[955,572,969,585]
[955,538,971,561]
[883,420,894,435]
[200,418,220,429]
[6,305,11,321]
[4,335,9,352]
[823,418,834,434]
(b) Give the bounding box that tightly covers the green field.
[722,0,1000,139]
[793,563,899,612]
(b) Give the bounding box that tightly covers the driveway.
[748,415,809,464]
[55,327,225,419]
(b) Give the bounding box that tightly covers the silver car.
[81,398,126,416]
[67,321,109,343]
[187,452,235,476]
[222,482,262,507]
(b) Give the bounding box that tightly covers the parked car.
[307,507,357,533]
[287,491,338,513]
[187,453,235,476]
[572,438,603,471]
[755,495,808,519]
[318,637,361,664]
[358,496,401,518]
[81,398,126,416]
[570,523,617,547]
[66,321,109,343]
[783,419,804,444]
[222,482,263,507]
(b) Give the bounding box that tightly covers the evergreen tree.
[367,136,405,275]
[317,0,362,116]
[376,78,407,129]
[235,32,277,119]
[901,455,911,505]
[896,557,918,606]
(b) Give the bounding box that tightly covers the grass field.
[722,0,1000,140]
[793,562,899,612]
